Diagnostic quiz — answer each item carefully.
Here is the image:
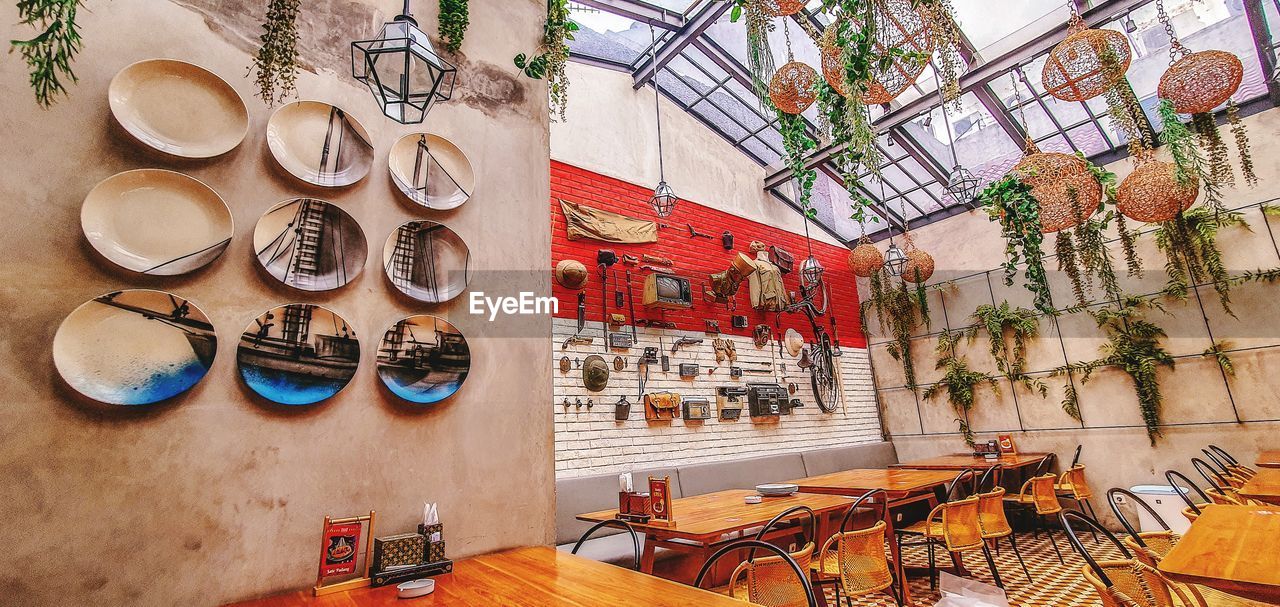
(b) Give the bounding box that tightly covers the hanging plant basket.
[1013,151,1102,233]
[1117,160,1199,223]
[769,60,820,115]
[818,2,932,105]
[902,248,935,283]
[764,0,806,17]
[1158,50,1243,115]
[848,242,884,277]
[819,26,850,97]
[1042,24,1131,102]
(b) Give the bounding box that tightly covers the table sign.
[997,434,1018,455]
[315,511,375,596]
[649,476,674,525]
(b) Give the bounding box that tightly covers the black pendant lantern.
[352,0,457,124]
[647,24,677,218]
[651,181,677,217]
[946,164,981,205]
[883,243,908,277]
[800,255,825,288]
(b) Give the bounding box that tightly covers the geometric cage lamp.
[352,0,457,124]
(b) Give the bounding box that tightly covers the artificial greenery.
[863,270,921,389]
[1154,206,1247,315]
[516,0,577,121]
[1227,102,1258,188]
[980,175,1054,314]
[249,0,301,105]
[1052,296,1174,445]
[969,302,1046,396]
[10,0,84,107]
[1158,99,1226,212]
[438,0,469,53]
[1203,340,1235,378]
[923,328,1000,447]
[777,109,819,215]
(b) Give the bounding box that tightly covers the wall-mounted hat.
[555,259,589,290]
[583,354,610,391]
[784,328,805,358]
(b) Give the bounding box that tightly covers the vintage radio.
[678,363,699,378]
[747,383,788,417]
[682,397,712,420]
[644,392,681,421]
[717,386,747,421]
[642,273,693,309]
[609,333,634,349]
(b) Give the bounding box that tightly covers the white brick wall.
[552,318,884,478]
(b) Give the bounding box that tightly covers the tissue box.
[418,523,443,541]
[372,533,425,571]
[427,540,446,563]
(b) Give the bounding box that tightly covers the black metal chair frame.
[1207,444,1239,465]
[975,464,1033,584]
[1070,444,1083,468]
[976,464,1003,494]
[1191,457,1235,496]
[1165,469,1212,516]
[808,489,903,606]
[1106,487,1171,549]
[571,519,641,571]
[1031,452,1058,478]
[896,469,1005,590]
[1058,511,1134,590]
[694,539,818,607]
[1201,449,1233,476]
[748,504,816,562]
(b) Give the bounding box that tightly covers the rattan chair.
[1192,458,1253,505]
[1202,450,1251,487]
[1062,511,1200,607]
[896,469,1006,590]
[1057,464,1102,529]
[696,539,818,607]
[1004,473,1066,563]
[570,519,642,570]
[811,489,900,606]
[728,506,817,607]
[1165,469,1212,524]
[1069,444,1083,468]
[977,484,1033,583]
[1205,446,1258,481]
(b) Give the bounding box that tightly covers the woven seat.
[896,490,1007,591]
[811,520,894,599]
[1082,559,1191,607]
[978,486,1032,583]
[1007,474,1066,564]
[730,542,815,607]
[895,517,944,537]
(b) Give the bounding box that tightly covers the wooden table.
[1257,450,1280,469]
[891,452,1050,472]
[1158,505,1280,604]
[577,489,855,575]
[1238,468,1280,506]
[224,546,745,606]
[788,468,958,606]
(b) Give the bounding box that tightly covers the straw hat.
[784,328,805,357]
[555,259,588,290]
[583,355,610,392]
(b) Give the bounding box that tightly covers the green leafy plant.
[516,0,577,121]
[862,270,921,389]
[980,175,1054,314]
[249,0,301,105]
[777,109,818,215]
[923,328,999,447]
[1158,99,1226,212]
[970,302,1045,396]
[10,0,84,107]
[438,0,469,53]
[1203,340,1235,378]
[1154,206,1247,314]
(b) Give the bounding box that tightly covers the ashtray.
[744,495,763,504]
[397,578,436,599]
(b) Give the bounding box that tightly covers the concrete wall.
[550,61,844,247]
[867,108,1280,521]
[0,1,552,605]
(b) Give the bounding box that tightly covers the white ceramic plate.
[53,289,217,405]
[252,198,367,292]
[377,315,470,404]
[382,220,470,303]
[755,483,799,496]
[109,59,248,158]
[81,169,233,275]
[237,304,359,406]
[388,133,475,210]
[267,101,373,187]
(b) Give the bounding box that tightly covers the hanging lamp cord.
[649,23,666,182]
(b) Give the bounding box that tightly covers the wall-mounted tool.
[614,273,625,308]
[722,231,734,250]
[732,315,748,329]
[753,324,772,348]
[704,320,720,334]
[687,224,714,239]
[682,397,712,420]
[787,398,804,413]
[640,264,675,275]
[717,386,747,420]
[621,254,639,265]
[642,254,673,266]
[561,336,593,349]
[625,270,638,341]
[608,333,635,349]
[614,396,631,421]
[730,366,742,379]
[561,292,591,349]
[678,363,699,378]
[597,251,617,353]
[559,356,571,373]
[641,347,659,364]
[670,336,703,355]
[747,383,788,417]
[613,356,626,371]
[609,313,627,327]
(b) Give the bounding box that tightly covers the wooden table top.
[577,489,854,542]
[1257,450,1280,469]
[789,467,958,496]
[891,452,1050,471]
[1238,468,1280,505]
[224,546,744,607]
[1158,505,1280,604]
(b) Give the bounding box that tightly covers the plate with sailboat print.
[82,169,233,275]
[109,59,249,158]
[266,101,374,187]
[253,198,367,291]
[53,289,217,405]
[237,304,360,405]
[388,133,475,210]
[382,220,470,303]
[377,315,469,404]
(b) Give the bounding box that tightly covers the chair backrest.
[1063,512,1179,607]
[1164,469,1211,515]
[944,468,978,501]
[977,486,1011,538]
[1207,444,1239,465]
[1107,488,1177,563]
[1028,474,1063,514]
[1201,450,1248,486]
[939,495,984,551]
[828,521,894,597]
[976,464,1003,493]
[1201,449,1231,474]
[1071,444,1083,468]
[571,519,641,570]
[837,489,887,533]
[1192,458,1248,502]
[1032,452,1059,478]
[695,539,818,607]
[751,505,815,561]
[1060,465,1094,499]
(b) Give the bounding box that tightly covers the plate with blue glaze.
[376,314,469,404]
[237,304,359,405]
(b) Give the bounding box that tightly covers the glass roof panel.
[567,7,655,65]
[951,0,1070,59]
[898,91,1022,189]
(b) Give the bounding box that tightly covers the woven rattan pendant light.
[819,1,932,105]
[848,235,884,277]
[769,19,818,114]
[1042,6,1131,102]
[1155,0,1242,115]
[765,0,806,17]
[1117,159,1199,223]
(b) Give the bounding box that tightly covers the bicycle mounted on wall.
[777,267,843,414]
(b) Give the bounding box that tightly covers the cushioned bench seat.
[801,442,898,477]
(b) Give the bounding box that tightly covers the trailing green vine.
[438,0,469,53]
[980,175,1054,314]
[516,0,577,121]
[1154,206,1247,314]
[10,0,84,107]
[1203,340,1235,378]
[777,109,819,215]
[249,0,301,106]
[970,302,1045,396]
[862,270,921,389]
[923,328,999,447]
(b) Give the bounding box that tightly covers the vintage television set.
[642,274,693,309]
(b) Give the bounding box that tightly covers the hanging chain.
[1011,68,1036,154]
[1155,0,1189,65]
[1066,0,1084,32]
[933,59,960,169]
[783,15,795,62]
[649,23,666,181]
[879,177,896,245]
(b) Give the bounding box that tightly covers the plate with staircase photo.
[388,133,475,210]
[53,289,218,405]
[109,58,248,158]
[253,198,367,291]
[382,220,470,303]
[82,169,233,275]
[237,304,360,405]
[377,315,470,404]
[266,100,374,187]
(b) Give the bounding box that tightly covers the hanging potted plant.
[848,237,884,277]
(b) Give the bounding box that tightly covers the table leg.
[884,501,911,607]
[640,533,657,574]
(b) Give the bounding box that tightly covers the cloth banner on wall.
[559,199,658,243]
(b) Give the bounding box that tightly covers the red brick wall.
[550,161,866,349]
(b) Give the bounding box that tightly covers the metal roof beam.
[633,1,732,88]
[574,0,685,30]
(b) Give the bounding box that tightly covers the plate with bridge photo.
[382,220,470,303]
[388,133,474,210]
[237,304,360,405]
[266,100,373,187]
[53,289,217,405]
[82,169,233,275]
[253,198,367,291]
[377,315,469,404]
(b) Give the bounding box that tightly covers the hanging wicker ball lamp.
[1158,50,1243,115]
[1117,160,1199,223]
[1042,24,1132,102]
[770,60,820,114]
[1013,151,1103,233]
[902,248,935,284]
[764,0,806,17]
[848,242,884,277]
[819,26,850,97]
[818,2,932,105]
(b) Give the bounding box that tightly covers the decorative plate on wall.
[82,169,233,275]
[266,100,374,187]
[388,133,475,210]
[237,304,360,405]
[53,289,217,405]
[253,198,367,291]
[382,220,470,303]
[376,315,470,404]
[108,59,249,158]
